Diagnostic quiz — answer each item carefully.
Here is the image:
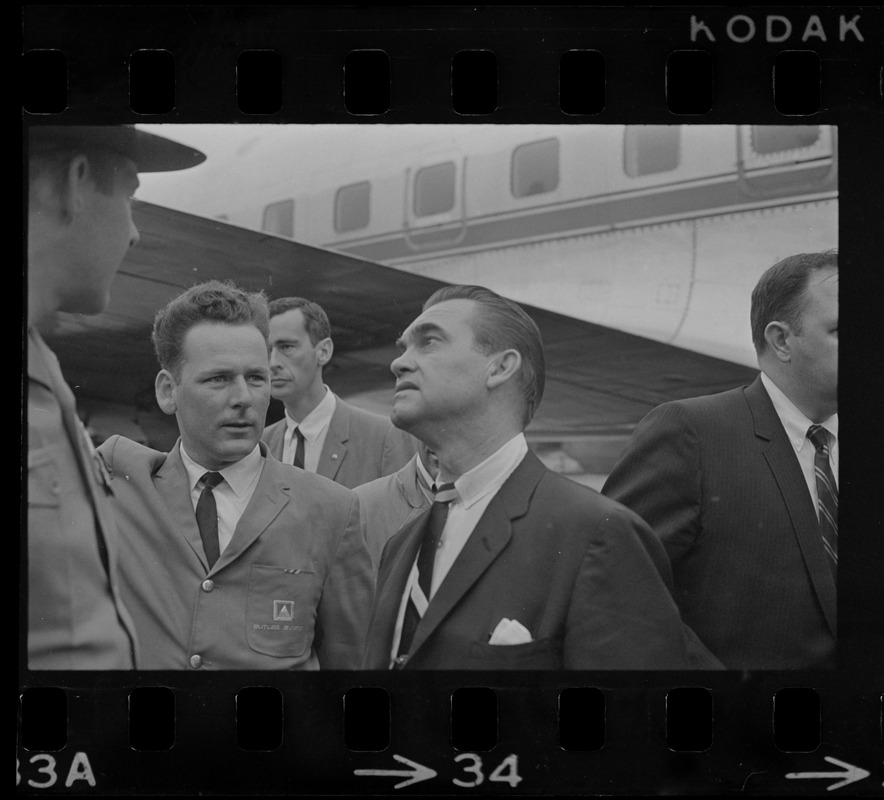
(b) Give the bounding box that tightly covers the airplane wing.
[44,201,758,446]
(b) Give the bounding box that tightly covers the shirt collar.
[760,372,838,454]
[447,433,528,510]
[414,452,437,494]
[284,386,336,443]
[179,441,265,498]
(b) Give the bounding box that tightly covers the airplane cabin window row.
[258,126,826,238]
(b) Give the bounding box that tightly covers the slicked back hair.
[423,284,545,426]
[268,297,331,346]
[750,250,838,353]
[152,280,270,379]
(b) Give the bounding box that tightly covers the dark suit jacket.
[363,451,698,670]
[603,376,837,670]
[262,395,416,489]
[355,454,432,572]
[98,437,373,670]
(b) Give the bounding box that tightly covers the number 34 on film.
[355,752,522,790]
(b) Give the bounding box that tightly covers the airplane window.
[414,161,456,217]
[512,138,560,198]
[623,126,680,178]
[751,126,821,155]
[261,199,294,238]
[335,181,371,233]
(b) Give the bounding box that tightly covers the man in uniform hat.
[27,125,205,668]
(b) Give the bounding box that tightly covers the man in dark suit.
[98,281,372,669]
[603,252,838,670]
[262,297,415,488]
[27,125,204,669]
[363,285,699,670]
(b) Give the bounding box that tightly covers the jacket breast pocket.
[469,637,561,670]
[28,446,62,508]
[246,564,320,659]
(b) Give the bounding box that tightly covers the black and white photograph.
[21,5,883,796]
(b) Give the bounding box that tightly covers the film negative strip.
[21,5,883,795]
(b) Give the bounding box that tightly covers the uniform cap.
[29,125,206,173]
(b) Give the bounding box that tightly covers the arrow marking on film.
[786,757,870,791]
[354,754,437,789]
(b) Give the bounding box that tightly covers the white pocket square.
[488,618,533,645]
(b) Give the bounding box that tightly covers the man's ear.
[486,349,522,389]
[763,321,793,363]
[59,155,92,222]
[316,337,334,367]
[155,370,178,416]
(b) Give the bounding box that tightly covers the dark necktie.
[807,425,838,574]
[397,482,457,657]
[195,472,225,568]
[291,427,306,469]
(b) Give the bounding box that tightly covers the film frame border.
[20,4,884,796]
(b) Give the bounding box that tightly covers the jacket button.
[201,579,215,592]
[393,655,409,668]
[189,654,202,669]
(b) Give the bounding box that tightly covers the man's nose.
[391,350,411,378]
[229,376,253,406]
[129,217,140,248]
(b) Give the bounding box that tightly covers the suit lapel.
[366,508,428,666]
[154,442,211,571]
[407,452,542,659]
[747,378,837,635]
[317,398,348,481]
[216,452,291,570]
[262,419,286,461]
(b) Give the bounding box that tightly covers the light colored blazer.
[354,454,432,572]
[364,452,698,670]
[262,395,416,489]
[27,329,137,669]
[98,437,373,670]
[603,375,837,670]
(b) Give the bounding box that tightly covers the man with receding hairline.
[604,251,839,669]
[262,296,416,488]
[363,284,699,670]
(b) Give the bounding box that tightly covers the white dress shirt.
[281,386,337,472]
[761,372,839,517]
[180,443,265,556]
[390,433,529,661]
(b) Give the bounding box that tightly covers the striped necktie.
[397,482,457,657]
[807,425,837,575]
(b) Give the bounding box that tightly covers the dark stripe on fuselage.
[325,163,836,264]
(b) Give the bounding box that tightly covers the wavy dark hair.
[152,280,269,378]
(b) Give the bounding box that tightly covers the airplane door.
[736,125,837,199]
[403,151,468,251]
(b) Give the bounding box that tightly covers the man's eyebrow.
[411,321,446,338]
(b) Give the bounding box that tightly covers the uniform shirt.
[27,327,136,669]
[180,443,264,556]
[761,372,839,516]
[390,433,528,660]
[281,386,336,472]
